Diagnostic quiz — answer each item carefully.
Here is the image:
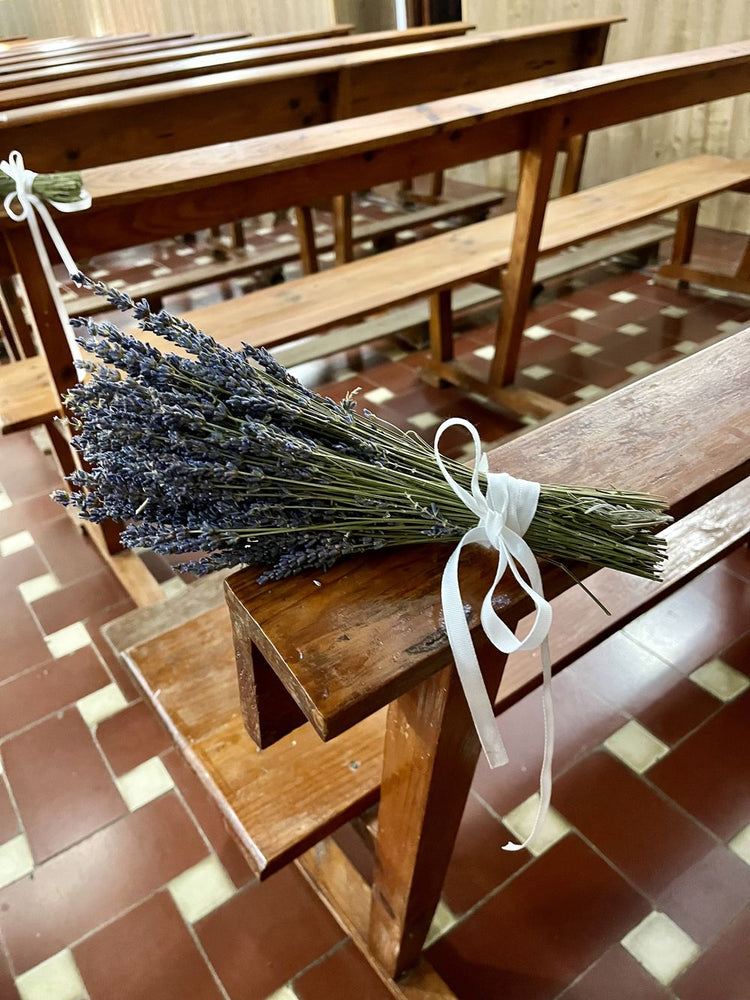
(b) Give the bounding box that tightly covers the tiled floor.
[0,209,749,999]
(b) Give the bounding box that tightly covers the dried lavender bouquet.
[54,277,671,583]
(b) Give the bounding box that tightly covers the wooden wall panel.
[462,0,750,233]
[0,0,336,43]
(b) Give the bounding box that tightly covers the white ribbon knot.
[435,417,554,851]
[1,150,91,362]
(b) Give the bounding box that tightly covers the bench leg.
[428,289,453,367]
[559,133,587,197]
[368,651,507,978]
[734,238,750,282]
[333,193,354,265]
[489,111,564,387]
[294,206,320,275]
[0,274,36,358]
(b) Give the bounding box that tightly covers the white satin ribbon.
[434,417,554,852]
[1,150,92,364]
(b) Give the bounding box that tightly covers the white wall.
[460,0,750,232]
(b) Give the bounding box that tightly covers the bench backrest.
[0,24,480,104]
[0,33,194,67]
[4,39,743,271]
[0,18,622,170]
[225,329,750,741]
[0,24,474,86]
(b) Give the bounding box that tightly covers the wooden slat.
[0,25,468,89]
[121,601,385,877]
[225,330,750,742]
[0,22,625,170]
[170,156,750,352]
[0,33,194,68]
[0,355,58,433]
[1,41,743,277]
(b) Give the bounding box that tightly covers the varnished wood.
[0,355,58,433]
[369,657,505,976]
[0,26,361,80]
[490,108,565,385]
[0,20,625,170]
[120,600,386,877]
[428,289,453,365]
[293,206,320,275]
[225,329,750,742]
[333,193,354,263]
[0,25,479,106]
[169,156,750,364]
[670,202,699,268]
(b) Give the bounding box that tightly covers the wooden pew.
[0,33,195,67]
[0,19,623,169]
[106,331,750,996]
[0,25,471,87]
[0,16,621,322]
[1,40,748,440]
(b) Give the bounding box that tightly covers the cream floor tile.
[363,386,396,405]
[16,949,88,1000]
[674,340,699,354]
[573,384,606,401]
[424,899,459,948]
[0,486,12,512]
[617,323,647,336]
[408,411,442,430]
[77,683,129,728]
[160,576,188,599]
[264,987,299,1000]
[521,364,553,381]
[626,360,655,377]
[571,341,602,357]
[472,344,495,361]
[621,911,699,985]
[689,658,749,702]
[0,833,34,889]
[523,325,552,340]
[503,794,571,857]
[45,622,92,660]
[604,720,669,774]
[569,307,597,321]
[332,368,357,382]
[168,854,236,923]
[18,573,61,604]
[716,319,744,334]
[660,305,688,319]
[0,530,35,557]
[609,290,638,304]
[728,823,750,865]
[115,757,175,812]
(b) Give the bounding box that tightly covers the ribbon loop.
[0,150,92,364]
[435,418,554,851]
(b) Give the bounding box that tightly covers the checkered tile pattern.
[0,208,748,999]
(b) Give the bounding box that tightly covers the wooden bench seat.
[0,355,59,433]
[175,155,750,416]
[107,331,749,996]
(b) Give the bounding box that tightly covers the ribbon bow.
[1,150,92,362]
[434,417,554,851]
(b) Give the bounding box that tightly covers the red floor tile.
[656,844,750,947]
[2,591,51,682]
[623,568,750,675]
[721,545,750,582]
[0,646,109,740]
[648,692,750,841]
[294,941,392,1000]
[719,629,750,678]
[428,835,649,1000]
[0,545,48,592]
[0,492,69,537]
[566,632,719,745]
[673,910,750,1000]
[472,670,626,817]
[0,793,208,973]
[85,599,139,699]
[553,752,714,899]
[31,569,129,636]
[30,516,109,587]
[162,748,254,889]
[196,866,343,1000]
[74,891,224,1000]
[0,436,61,503]
[0,950,19,1000]
[560,944,672,999]
[0,777,20,844]
[2,708,127,863]
[442,792,529,915]
[95,700,172,776]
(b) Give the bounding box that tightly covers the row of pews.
[1,19,749,995]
